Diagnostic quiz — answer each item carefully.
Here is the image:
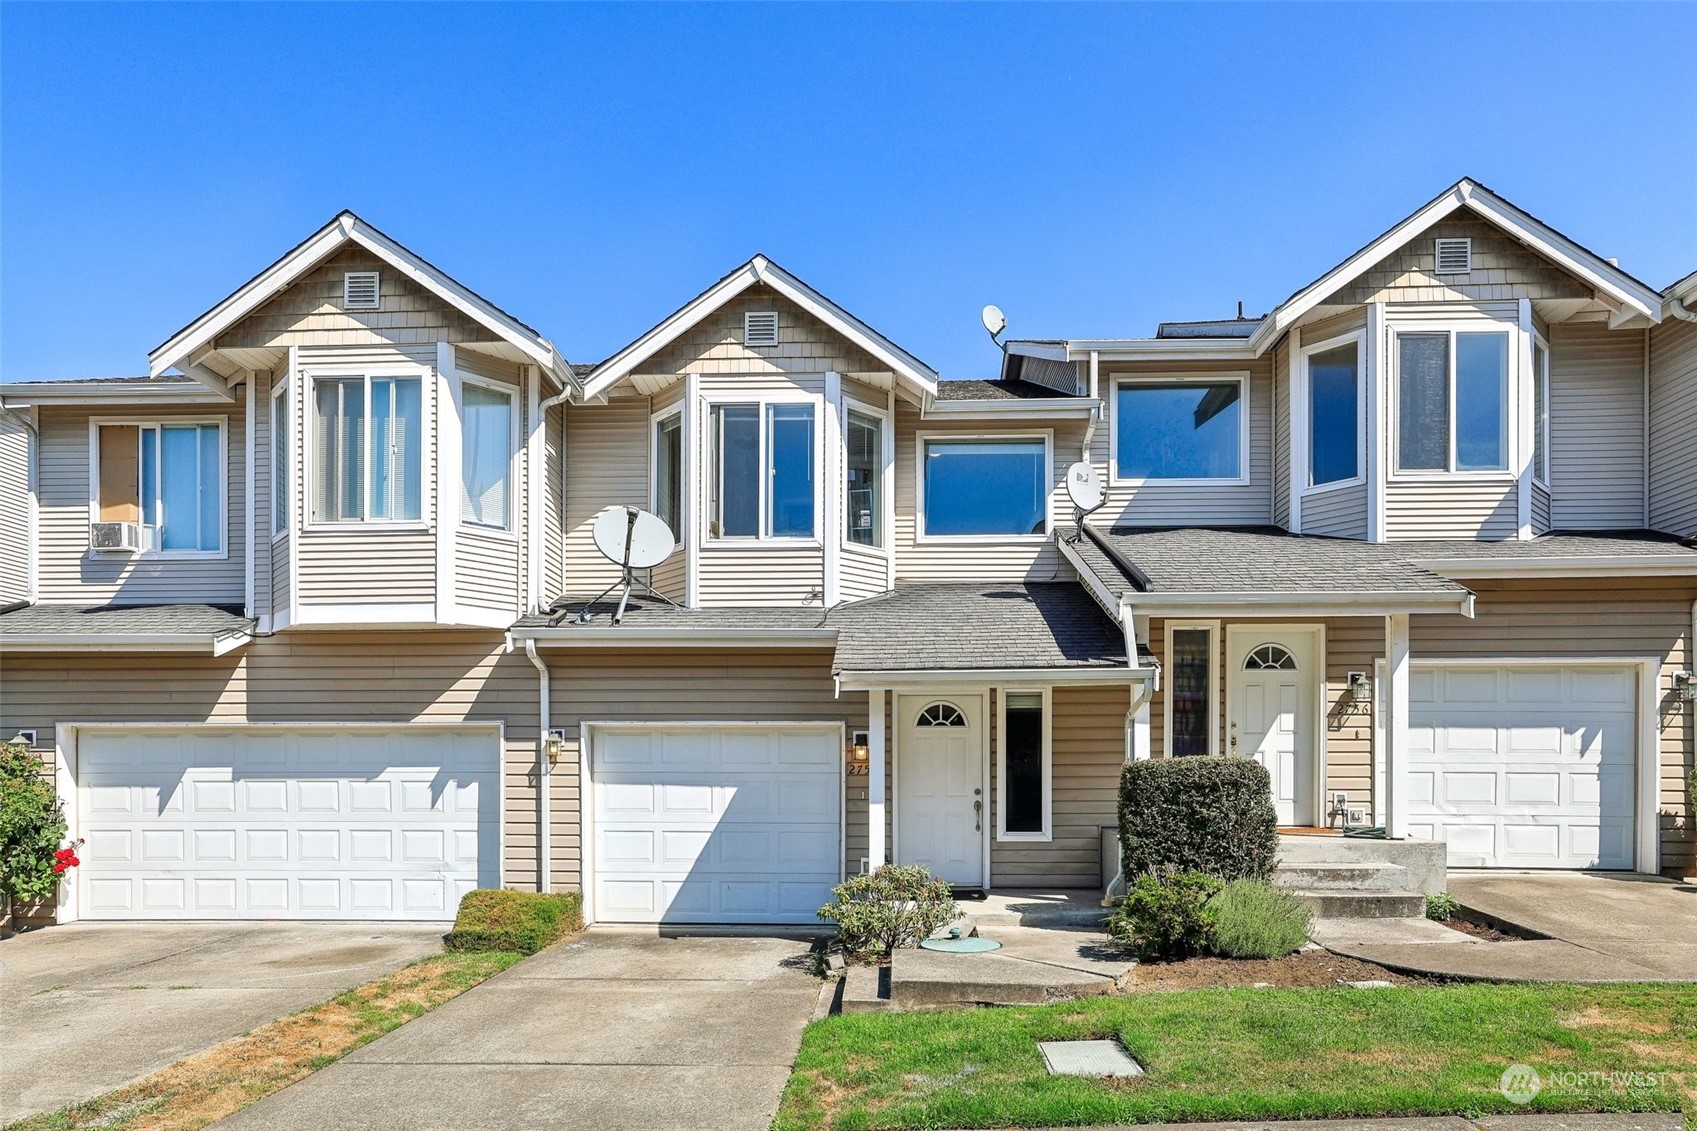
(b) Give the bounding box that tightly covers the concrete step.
[1276,834,1447,896]
[1273,860,1412,892]
[963,907,1109,929]
[888,945,1117,1009]
[840,964,890,1013]
[1296,889,1427,919]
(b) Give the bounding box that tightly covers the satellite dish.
[981,304,1007,341]
[592,505,674,569]
[1064,461,1104,513]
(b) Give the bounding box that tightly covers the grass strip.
[7,949,525,1131]
[776,982,1697,1131]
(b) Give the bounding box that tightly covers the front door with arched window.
[1226,628,1321,826]
[896,694,985,887]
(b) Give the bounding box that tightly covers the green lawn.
[776,983,1697,1131]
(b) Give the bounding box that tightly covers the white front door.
[896,696,985,887]
[1228,630,1318,826]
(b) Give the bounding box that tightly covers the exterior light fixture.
[1347,671,1373,704]
[1675,671,1697,702]
[545,729,568,764]
[849,730,870,763]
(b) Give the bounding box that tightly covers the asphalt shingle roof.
[0,603,254,638]
[828,582,1126,674]
[932,379,1084,401]
[513,599,832,632]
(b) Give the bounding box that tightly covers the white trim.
[699,391,824,546]
[291,602,439,626]
[520,627,836,647]
[823,371,842,606]
[525,366,543,612]
[1516,299,1535,540]
[995,686,1052,843]
[287,347,300,618]
[302,363,432,528]
[1126,591,1475,617]
[1055,533,1123,619]
[867,689,887,869]
[921,399,1097,421]
[54,725,77,922]
[86,415,231,559]
[1109,372,1251,487]
[269,378,290,541]
[1300,330,1368,493]
[914,430,1054,543]
[1384,613,1410,840]
[1287,328,1303,531]
[1225,624,1325,826]
[1409,556,1697,579]
[435,344,458,626]
[2,632,252,655]
[1530,328,1552,491]
[684,374,701,608]
[1163,621,1220,758]
[1388,314,1518,478]
[1,382,235,406]
[1367,302,1387,542]
[840,395,892,559]
[893,693,989,888]
[243,373,256,617]
[838,666,1152,691]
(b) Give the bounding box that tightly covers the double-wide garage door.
[78,727,499,920]
[1407,664,1637,869]
[592,724,842,924]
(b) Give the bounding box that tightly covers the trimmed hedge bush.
[1119,756,1278,882]
[446,889,583,955]
[818,864,958,960]
[1107,871,1222,960]
[1210,879,1312,958]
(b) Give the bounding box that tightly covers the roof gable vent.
[343,271,381,310]
[743,310,779,347]
[1433,238,1472,275]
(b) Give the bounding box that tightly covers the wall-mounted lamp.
[849,730,870,764]
[1347,671,1373,705]
[544,729,568,765]
[10,731,37,748]
[1675,671,1697,703]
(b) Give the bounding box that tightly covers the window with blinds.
[461,383,513,528]
[312,374,422,523]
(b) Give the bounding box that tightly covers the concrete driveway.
[1450,871,1697,979]
[215,928,822,1131]
[0,921,446,1123]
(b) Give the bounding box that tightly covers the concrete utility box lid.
[1037,1039,1144,1078]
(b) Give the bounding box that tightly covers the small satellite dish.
[981,304,1007,342]
[592,505,674,570]
[1064,461,1104,513]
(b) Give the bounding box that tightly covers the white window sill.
[1110,474,1250,488]
[460,523,519,542]
[701,538,822,551]
[1302,476,1367,497]
[1388,471,1516,484]
[995,831,1053,843]
[915,532,1051,545]
[302,522,432,535]
[90,549,228,561]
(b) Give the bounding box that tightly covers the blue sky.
[3,2,1693,382]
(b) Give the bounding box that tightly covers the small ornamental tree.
[1,739,76,924]
[817,864,958,961]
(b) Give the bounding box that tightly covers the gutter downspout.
[521,637,552,893]
[1668,296,1697,324]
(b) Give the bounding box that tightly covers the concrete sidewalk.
[1006,1117,1683,1131]
[213,928,822,1131]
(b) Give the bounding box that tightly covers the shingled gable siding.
[1548,322,1647,530]
[1650,317,1697,537]
[0,633,545,901]
[1319,213,1593,308]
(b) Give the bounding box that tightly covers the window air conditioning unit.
[90,521,142,553]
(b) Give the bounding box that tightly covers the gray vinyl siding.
[0,413,33,604]
[458,529,521,612]
[1302,482,1369,538]
[563,397,648,599]
[0,632,546,892]
[1321,212,1593,307]
[453,349,525,616]
[544,403,566,601]
[1271,338,1290,528]
[1093,355,1275,527]
[270,533,291,615]
[297,531,435,604]
[697,545,824,606]
[1531,480,1553,535]
[34,403,247,606]
[1548,322,1646,529]
[839,546,888,601]
[252,368,273,618]
[1649,317,1697,537]
[1384,479,1518,540]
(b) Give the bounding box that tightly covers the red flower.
[53,843,83,871]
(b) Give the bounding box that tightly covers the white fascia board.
[1061,339,1260,362]
[581,256,939,402]
[1124,591,1476,617]
[1004,341,1070,362]
[836,666,1156,690]
[920,399,1096,420]
[515,626,838,647]
[0,383,233,406]
[0,633,251,654]
[1411,555,1697,578]
[1055,535,1125,620]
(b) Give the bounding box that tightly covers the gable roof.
[149,211,577,393]
[579,255,939,401]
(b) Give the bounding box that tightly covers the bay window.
[461,382,514,529]
[1532,340,1549,485]
[312,374,422,523]
[1306,341,1360,486]
[1114,377,1245,481]
[845,409,883,547]
[272,386,288,535]
[1395,329,1510,473]
[96,421,224,553]
[708,402,816,539]
[921,437,1047,537]
[653,410,683,538]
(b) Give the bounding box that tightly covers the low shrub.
[1107,871,1222,961]
[0,740,72,924]
[1119,756,1279,882]
[818,864,958,960]
[1209,879,1312,958]
[1425,892,1460,922]
[446,888,583,955]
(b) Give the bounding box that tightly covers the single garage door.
[1408,664,1637,869]
[78,726,499,920]
[592,724,841,924]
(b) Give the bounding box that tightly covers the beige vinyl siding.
[540,648,864,891]
[296,531,435,604]
[1384,478,1518,540]
[1094,356,1275,526]
[1321,212,1592,307]
[543,403,565,601]
[0,632,545,891]
[696,545,823,606]
[270,533,291,615]
[1548,322,1646,529]
[1302,482,1369,538]
[894,403,1076,582]
[839,546,888,601]
[458,529,521,612]
[1649,317,1697,536]
[0,412,33,604]
[35,403,246,606]
[989,685,1128,889]
[1271,337,1290,528]
[1531,481,1553,534]
[563,397,648,599]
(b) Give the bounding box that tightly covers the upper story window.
[1532,339,1549,486]
[311,373,422,523]
[1306,338,1362,487]
[845,408,883,548]
[1395,329,1509,473]
[921,436,1048,538]
[96,420,224,553]
[653,410,683,539]
[461,382,514,530]
[1113,376,1246,482]
[708,402,815,540]
[271,385,288,535]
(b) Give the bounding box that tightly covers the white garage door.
[592,724,841,924]
[78,727,499,920]
[1408,665,1637,869]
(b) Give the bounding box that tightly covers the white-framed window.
[309,371,424,524]
[1164,621,1219,757]
[652,406,684,540]
[461,379,516,531]
[844,404,886,549]
[91,418,226,555]
[1111,373,1250,484]
[706,399,818,541]
[1303,334,1364,489]
[917,432,1051,540]
[271,382,289,537]
[1531,334,1550,487]
[1393,327,1512,474]
[997,688,1051,841]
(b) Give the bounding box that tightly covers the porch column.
[1384,613,1411,839]
[867,689,887,869]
